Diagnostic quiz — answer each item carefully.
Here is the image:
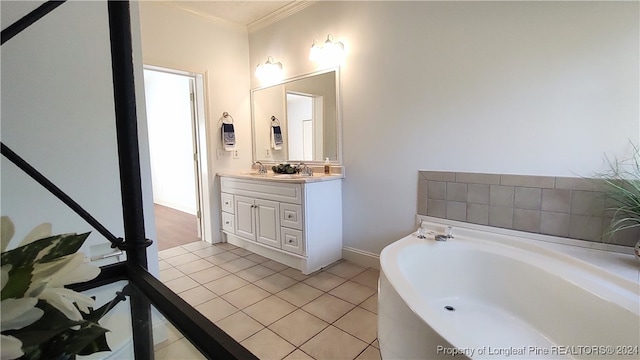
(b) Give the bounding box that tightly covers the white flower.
[1,334,24,360]
[27,253,99,321]
[1,265,44,360]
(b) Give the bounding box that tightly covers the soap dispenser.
[324,158,331,175]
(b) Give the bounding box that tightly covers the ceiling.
[164,1,300,27]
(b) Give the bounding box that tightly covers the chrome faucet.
[253,161,267,174]
[435,226,454,242]
[297,162,313,176]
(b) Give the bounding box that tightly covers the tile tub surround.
[418,171,639,246]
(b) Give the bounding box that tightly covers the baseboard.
[342,247,380,270]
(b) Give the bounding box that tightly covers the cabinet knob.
[288,239,293,243]
[225,221,230,225]
[224,201,229,205]
[287,214,293,219]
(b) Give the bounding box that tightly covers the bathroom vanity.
[218,172,343,274]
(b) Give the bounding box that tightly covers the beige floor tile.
[155,337,206,359]
[241,328,295,360]
[191,246,226,258]
[302,293,355,323]
[325,261,367,279]
[280,267,310,281]
[181,241,211,252]
[372,339,379,349]
[351,269,379,289]
[175,258,214,275]
[153,321,183,351]
[221,284,271,309]
[245,253,270,264]
[303,271,347,292]
[218,257,257,273]
[215,242,238,250]
[205,251,240,265]
[204,274,249,295]
[230,247,253,257]
[355,345,382,360]
[163,276,199,294]
[244,295,297,326]
[360,294,377,314]
[159,267,184,282]
[334,307,377,343]
[283,349,315,360]
[158,260,172,271]
[268,309,328,347]
[254,273,298,294]
[178,286,217,307]
[158,246,188,259]
[164,253,201,267]
[189,266,230,284]
[215,311,264,342]
[235,265,275,282]
[329,281,376,305]
[261,259,289,272]
[300,326,368,360]
[195,297,238,322]
[275,282,323,307]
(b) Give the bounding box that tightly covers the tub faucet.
[253,161,267,174]
[435,226,454,242]
[297,162,313,176]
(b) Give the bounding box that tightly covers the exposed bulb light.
[255,56,283,83]
[309,34,345,67]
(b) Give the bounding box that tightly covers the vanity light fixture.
[255,56,283,83]
[309,34,345,67]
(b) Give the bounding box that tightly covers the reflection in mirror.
[252,69,339,163]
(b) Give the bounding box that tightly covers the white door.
[235,196,256,241]
[255,199,280,248]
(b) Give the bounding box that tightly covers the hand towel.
[222,123,236,151]
[271,125,283,150]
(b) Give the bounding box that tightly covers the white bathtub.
[378,219,640,360]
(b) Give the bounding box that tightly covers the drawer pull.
[225,221,230,225]
[288,239,293,243]
[224,201,229,205]
[287,214,293,219]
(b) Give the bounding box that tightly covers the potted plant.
[599,144,640,260]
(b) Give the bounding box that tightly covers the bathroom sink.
[240,171,265,176]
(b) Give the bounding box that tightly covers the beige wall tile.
[569,214,604,241]
[446,201,467,221]
[467,184,490,204]
[489,206,513,228]
[500,174,554,188]
[427,181,447,200]
[426,199,447,218]
[541,189,571,213]
[446,182,467,202]
[513,209,541,233]
[467,204,489,225]
[570,190,605,216]
[455,172,500,185]
[540,212,570,237]
[420,171,455,181]
[514,187,541,210]
[490,185,514,207]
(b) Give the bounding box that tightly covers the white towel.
[271,125,283,150]
[222,123,236,151]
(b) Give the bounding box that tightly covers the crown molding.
[248,1,316,33]
[159,2,248,32]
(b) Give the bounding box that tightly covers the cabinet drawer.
[281,227,304,255]
[221,212,235,233]
[280,203,302,230]
[221,193,234,213]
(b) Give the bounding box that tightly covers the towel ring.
[220,111,234,125]
[271,116,281,126]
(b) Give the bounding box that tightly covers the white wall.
[1,1,159,274]
[249,1,640,254]
[144,69,197,215]
[138,1,252,243]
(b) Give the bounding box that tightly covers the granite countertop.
[217,171,344,183]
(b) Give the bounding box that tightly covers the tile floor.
[154,241,381,360]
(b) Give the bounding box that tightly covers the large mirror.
[251,68,340,163]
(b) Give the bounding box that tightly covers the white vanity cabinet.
[219,175,342,274]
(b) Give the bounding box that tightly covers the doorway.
[286,92,324,161]
[143,66,209,250]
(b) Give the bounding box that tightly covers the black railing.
[1,1,257,359]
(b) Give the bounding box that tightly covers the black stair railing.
[1,1,257,359]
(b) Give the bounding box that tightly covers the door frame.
[143,64,212,244]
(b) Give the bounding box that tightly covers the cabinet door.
[255,199,280,248]
[235,196,255,240]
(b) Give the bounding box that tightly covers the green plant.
[1,217,112,360]
[599,144,640,241]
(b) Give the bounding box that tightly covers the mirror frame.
[250,67,342,164]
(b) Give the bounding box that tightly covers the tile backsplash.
[417,171,638,247]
